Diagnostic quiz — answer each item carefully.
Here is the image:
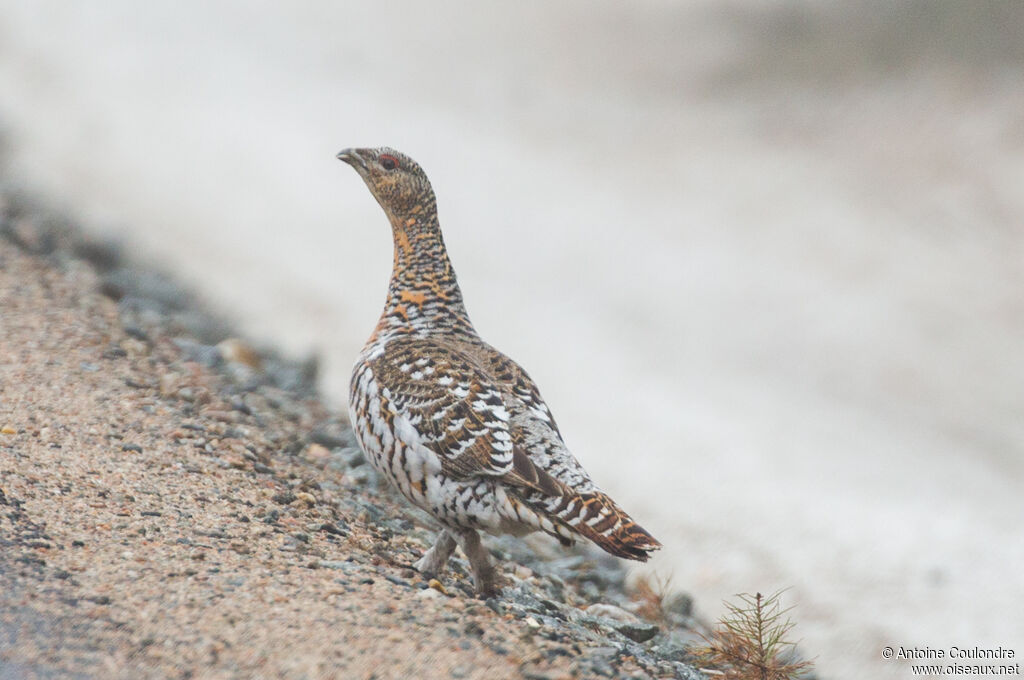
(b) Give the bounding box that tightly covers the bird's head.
[337,147,435,223]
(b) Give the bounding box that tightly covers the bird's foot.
[452,528,506,599]
[413,529,457,577]
[471,568,508,600]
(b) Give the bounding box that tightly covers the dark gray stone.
[615,621,660,643]
[172,338,222,368]
[100,268,191,309]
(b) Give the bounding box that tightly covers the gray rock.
[72,235,122,272]
[2,215,59,255]
[663,592,694,619]
[652,637,694,664]
[100,268,191,310]
[122,325,151,343]
[339,448,367,468]
[168,309,232,345]
[118,295,171,329]
[172,338,222,368]
[416,588,442,601]
[346,466,377,487]
[615,621,660,643]
[584,603,639,624]
[308,428,350,449]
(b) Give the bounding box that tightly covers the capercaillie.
[338,147,660,597]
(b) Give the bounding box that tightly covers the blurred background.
[1,1,1022,677]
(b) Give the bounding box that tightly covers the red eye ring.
[380,154,399,171]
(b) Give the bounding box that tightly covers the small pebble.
[615,621,660,643]
[123,325,151,342]
[303,443,331,466]
[217,338,262,369]
[585,603,639,624]
[223,455,246,469]
[316,522,349,536]
[102,346,127,359]
[308,429,349,449]
[159,373,180,397]
[663,592,694,619]
[294,491,317,506]
[514,565,534,580]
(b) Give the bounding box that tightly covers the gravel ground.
[0,190,709,679]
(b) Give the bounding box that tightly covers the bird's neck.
[378,210,475,336]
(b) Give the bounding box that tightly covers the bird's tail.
[508,452,660,560]
[549,490,662,561]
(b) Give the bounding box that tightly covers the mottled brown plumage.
[339,147,660,596]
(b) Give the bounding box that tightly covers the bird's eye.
[380,154,399,171]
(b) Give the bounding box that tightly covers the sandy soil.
[0,232,699,679]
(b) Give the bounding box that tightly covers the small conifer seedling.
[694,590,814,680]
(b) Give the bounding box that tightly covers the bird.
[338,146,660,597]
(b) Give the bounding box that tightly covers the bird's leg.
[413,529,457,577]
[453,528,500,598]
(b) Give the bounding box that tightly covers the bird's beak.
[336,148,365,170]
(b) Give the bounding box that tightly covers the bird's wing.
[368,335,561,495]
[471,340,563,436]
[468,342,663,561]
